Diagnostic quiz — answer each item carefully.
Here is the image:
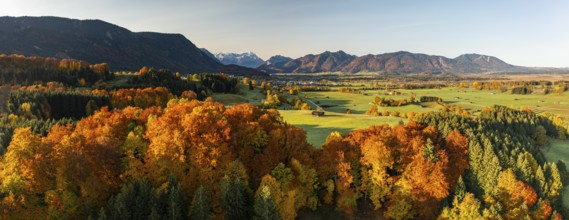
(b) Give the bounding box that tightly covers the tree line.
[0,54,113,86]
[7,90,111,120]
[127,68,239,98]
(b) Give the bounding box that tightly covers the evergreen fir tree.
[189,186,212,220]
[97,207,108,220]
[254,185,281,220]
[465,141,485,197]
[165,180,188,220]
[453,176,466,203]
[423,138,439,162]
[85,99,99,116]
[481,138,501,196]
[221,175,252,220]
[148,206,161,220]
[221,162,252,220]
[98,179,156,220]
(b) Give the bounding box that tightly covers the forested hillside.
[0,54,113,86]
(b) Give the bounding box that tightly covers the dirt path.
[304,98,323,110]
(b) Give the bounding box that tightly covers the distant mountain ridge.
[0,16,267,76]
[259,50,531,74]
[264,55,293,66]
[258,50,357,73]
[214,52,264,68]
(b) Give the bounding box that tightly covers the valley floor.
[214,86,569,148]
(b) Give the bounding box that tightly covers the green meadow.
[303,87,569,116]
[213,86,569,148]
[279,110,405,147]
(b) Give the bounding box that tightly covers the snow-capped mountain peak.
[214,52,264,68]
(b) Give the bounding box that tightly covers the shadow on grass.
[320,106,366,114]
[443,100,459,104]
[312,114,344,118]
[308,97,358,114]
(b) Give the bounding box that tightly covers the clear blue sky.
[2,0,568,67]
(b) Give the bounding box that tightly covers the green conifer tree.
[165,181,188,220]
[221,160,252,220]
[254,185,281,220]
[189,186,212,220]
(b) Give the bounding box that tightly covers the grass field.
[301,88,569,146]
[214,86,569,148]
[542,139,569,166]
[541,139,569,209]
[212,85,265,106]
[279,110,406,147]
[304,87,569,116]
[303,90,434,114]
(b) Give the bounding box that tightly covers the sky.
[2,0,568,67]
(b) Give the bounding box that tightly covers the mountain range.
[0,16,266,76]
[258,50,532,74]
[1,16,564,75]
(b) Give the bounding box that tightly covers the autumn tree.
[0,128,51,219]
[139,66,149,75]
[495,169,538,219]
[144,99,232,201]
[365,104,379,116]
[317,122,468,218]
[439,193,484,220]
